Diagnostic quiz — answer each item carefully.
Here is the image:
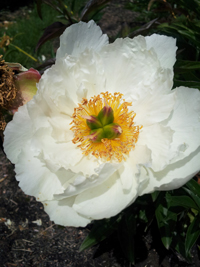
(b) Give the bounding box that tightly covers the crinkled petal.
[15,148,64,201]
[60,35,173,102]
[31,127,83,169]
[43,197,91,227]
[71,50,106,99]
[138,87,200,194]
[163,86,200,162]
[73,145,151,220]
[56,20,108,60]
[54,162,120,200]
[138,124,174,171]
[100,36,173,98]
[36,65,77,116]
[48,114,73,142]
[73,172,136,220]
[58,50,106,101]
[3,105,33,163]
[26,97,52,130]
[145,34,177,69]
[119,145,151,191]
[139,146,200,195]
[132,90,176,126]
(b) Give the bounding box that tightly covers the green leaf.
[183,179,200,211]
[180,0,200,16]
[118,212,136,264]
[79,214,122,251]
[175,60,200,71]
[36,0,43,20]
[174,234,189,261]
[158,22,200,47]
[57,0,74,24]
[70,0,76,12]
[181,72,200,82]
[166,194,199,211]
[185,178,200,197]
[156,207,177,249]
[174,80,200,90]
[155,193,177,249]
[183,189,200,211]
[139,209,148,223]
[151,191,160,202]
[185,216,200,257]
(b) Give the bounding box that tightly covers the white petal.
[164,87,200,162]
[4,105,33,163]
[73,172,138,220]
[48,114,73,142]
[57,49,106,100]
[43,197,91,227]
[145,34,177,69]
[138,124,174,171]
[54,162,120,200]
[133,90,176,126]
[15,148,64,201]
[73,50,106,98]
[119,145,151,191]
[73,145,151,220]
[32,127,83,169]
[56,20,108,60]
[139,146,200,195]
[37,65,77,116]
[138,87,200,194]
[68,155,100,176]
[99,36,173,101]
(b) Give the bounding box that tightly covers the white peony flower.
[4,21,200,227]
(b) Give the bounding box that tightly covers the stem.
[9,44,37,62]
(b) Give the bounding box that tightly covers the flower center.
[70,92,142,162]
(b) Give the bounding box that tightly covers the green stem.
[9,44,38,62]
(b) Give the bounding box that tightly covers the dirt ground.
[1,1,200,266]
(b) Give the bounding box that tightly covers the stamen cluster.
[70,92,141,162]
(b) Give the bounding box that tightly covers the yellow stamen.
[70,92,142,162]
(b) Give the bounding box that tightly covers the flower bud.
[82,115,102,129]
[11,68,41,114]
[103,123,122,139]
[98,101,114,126]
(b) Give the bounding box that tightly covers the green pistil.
[98,105,114,126]
[85,104,122,142]
[85,115,102,129]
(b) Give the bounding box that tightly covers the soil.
[1,1,200,267]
